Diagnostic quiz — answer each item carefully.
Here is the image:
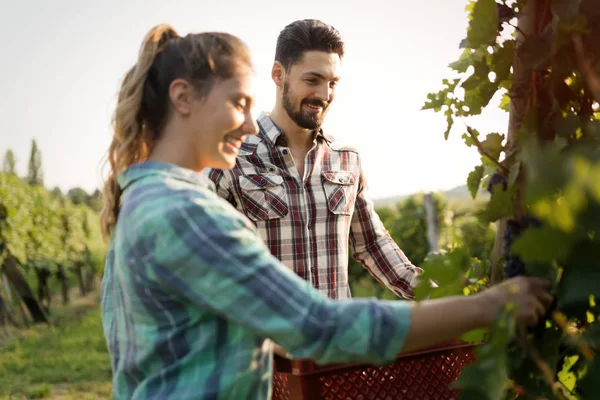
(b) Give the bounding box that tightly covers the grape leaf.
[511,225,574,263]
[499,92,510,112]
[449,48,486,73]
[466,0,499,49]
[489,40,515,82]
[414,249,471,301]
[476,184,516,223]
[480,133,505,162]
[453,309,515,400]
[444,107,454,140]
[467,165,484,199]
[578,359,600,399]
[557,241,600,313]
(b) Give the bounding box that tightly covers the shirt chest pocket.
[321,171,357,216]
[238,173,289,222]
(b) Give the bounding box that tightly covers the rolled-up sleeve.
[349,159,422,300]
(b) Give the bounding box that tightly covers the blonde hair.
[100,24,252,238]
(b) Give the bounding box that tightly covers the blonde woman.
[100,24,553,400]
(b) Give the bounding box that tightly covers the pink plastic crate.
[272,341,477,400]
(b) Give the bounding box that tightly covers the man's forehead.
[291,51,342,79]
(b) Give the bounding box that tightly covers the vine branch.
[465,126,509,174]
[515,329,568,400]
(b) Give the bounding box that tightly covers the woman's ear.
[169,79,199,116]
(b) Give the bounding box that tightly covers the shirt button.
[282,149,289,155]
[311,267,316,274]
[268,167,275,172]
[307,223,312,230]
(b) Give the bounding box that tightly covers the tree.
[67,187,89,205]
[2,150,16,175]
[87,189,103,212]
[27,139,43,186]
[419,0,600,398]
[50,187,63,199]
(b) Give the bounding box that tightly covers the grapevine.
[418,0,600,398]
[0,172,103,324]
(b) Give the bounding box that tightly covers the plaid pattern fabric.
[205,112,421,300]
[101,161,411,400]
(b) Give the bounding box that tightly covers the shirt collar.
[117,161,215,192]
[256,111,333,147]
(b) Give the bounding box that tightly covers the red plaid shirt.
[205,112,420,300]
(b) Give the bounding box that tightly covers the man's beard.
[282,81,328,130]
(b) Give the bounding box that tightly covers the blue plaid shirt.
[101,161,412,399]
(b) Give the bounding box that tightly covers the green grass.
[0,300,112,399]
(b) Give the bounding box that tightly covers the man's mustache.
[302,98,328,109]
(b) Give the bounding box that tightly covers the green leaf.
[466,0,499,48]
[578,359,600,399]
[499,92,510,112]
[509,327,564,398]
[462,62,490,91]
[476,184,516,223]
[489,40,515,82]
[555,113,581,139]
[444,107,454,140]
[414,249,471,301]
[462,128,480,147]
[422,79,460,112]
[467,166,485,199]
[422,91,447,112]
[464,81,499,115]
[450,48,487,73]
[462,61,500,115]
[557,241,600,313]
[453,309,516,400]
[511,226,574,263]
[460,328,487,345]
[480,133,505,163]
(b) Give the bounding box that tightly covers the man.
[206,19,421,300]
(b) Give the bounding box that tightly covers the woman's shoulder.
[120,170,253,235]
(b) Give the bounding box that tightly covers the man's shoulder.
[323,133,360,155]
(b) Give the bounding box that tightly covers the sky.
[0,0,509,199]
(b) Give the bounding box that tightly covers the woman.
[100,24,553,399]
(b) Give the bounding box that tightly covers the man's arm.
[349,157,422,300]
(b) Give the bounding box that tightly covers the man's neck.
[269,107,315,151]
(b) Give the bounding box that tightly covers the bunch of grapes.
[503,216,541,278]
[487,173,541,278]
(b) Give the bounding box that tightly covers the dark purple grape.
[503,218,526,278]
[487,173,507,195]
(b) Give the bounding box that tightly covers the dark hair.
[101,24,252,237]
[274,19,345,70]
